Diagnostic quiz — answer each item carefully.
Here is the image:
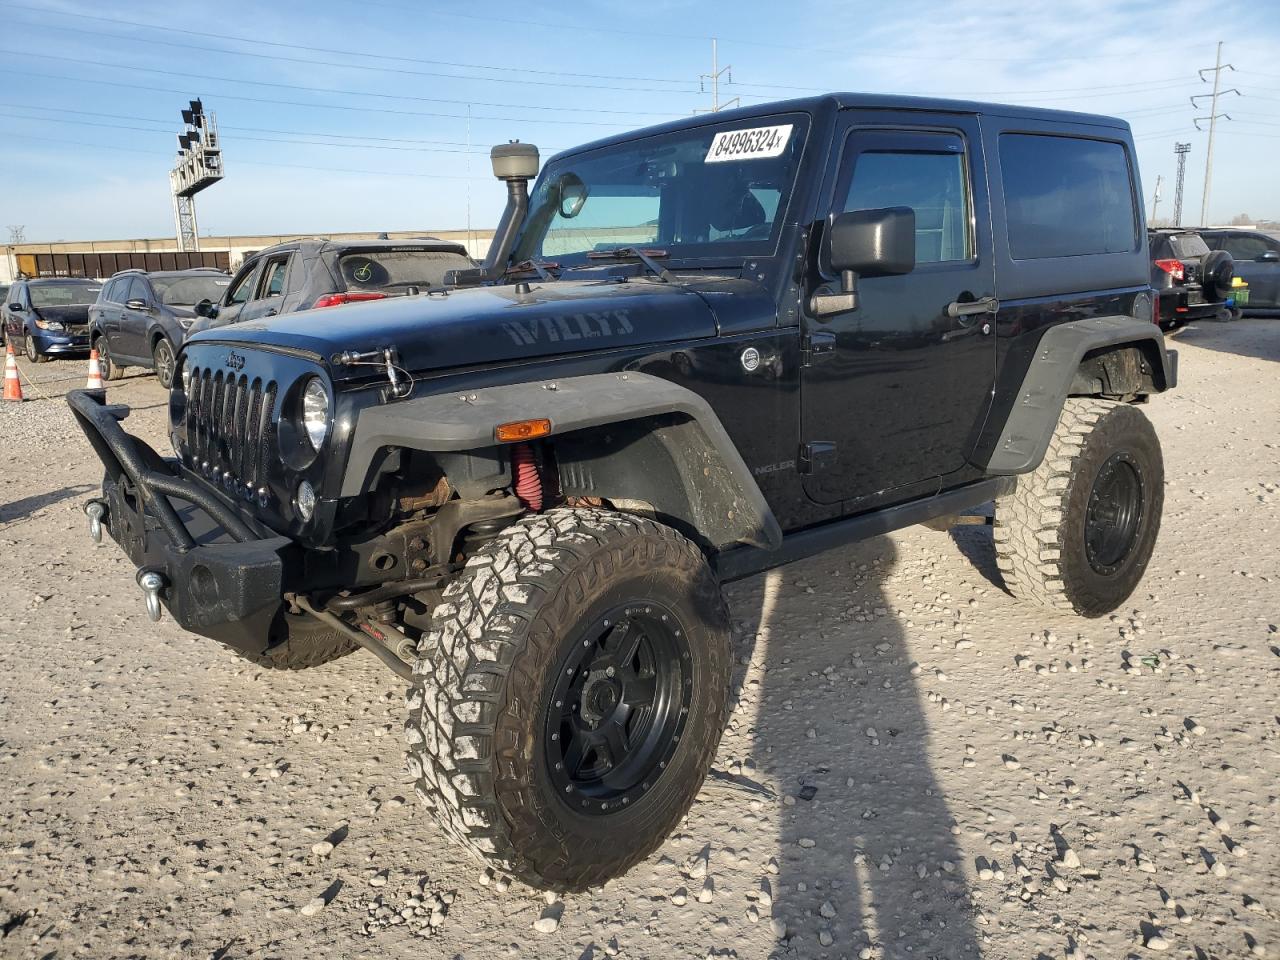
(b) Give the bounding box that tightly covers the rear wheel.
[152,337,176,389]
[405,509,731,890]
[993,398,1163,618]
[96,336,124,381]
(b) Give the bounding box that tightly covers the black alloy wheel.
[1084,452,1144,575]
[544,602,692,816]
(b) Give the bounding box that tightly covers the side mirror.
[125,298,151,311]
[1257,250,1279,262]
[812,207,916,317]
[7,302,24,312]
[194,298,218,318]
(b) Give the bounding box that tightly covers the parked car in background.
[1148,228,1234,329]
[188,237,475,335]
[1198,228,1280,315]
[88,269,231,388]
[0,285,9,309]
[2,277,103,362]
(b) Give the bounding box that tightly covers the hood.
[32,304,91,326]
[186,278,721,379]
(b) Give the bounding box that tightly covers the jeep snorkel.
[446,140,539,287]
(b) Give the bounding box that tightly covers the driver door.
[800,111,997,507]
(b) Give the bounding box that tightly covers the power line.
[0,50,681,119]
[0,66,639,129]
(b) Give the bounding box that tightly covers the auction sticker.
[705,124,793,163]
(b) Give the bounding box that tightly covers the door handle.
[946,296,999,320]
[265,308,278,317]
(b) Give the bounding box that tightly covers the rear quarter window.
[999,134,1138,260]
[338,249,472,291]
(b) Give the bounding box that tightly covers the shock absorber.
[511,442,544,511]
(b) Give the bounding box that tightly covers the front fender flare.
[343,371,782,552]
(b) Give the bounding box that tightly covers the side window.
[100,279,118,303]
[256,256,290,299]
[1222,234,1269,260]
[842,138,972,263]
[226,263,258,305]
[999,134,1137,260]
[125,277,149,304]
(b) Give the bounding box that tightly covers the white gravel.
[1,320,1279,958]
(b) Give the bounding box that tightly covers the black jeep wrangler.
[69,94,1175,891]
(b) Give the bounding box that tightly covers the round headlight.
[301,378,330,449]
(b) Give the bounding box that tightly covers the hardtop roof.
[548,93,1131,163]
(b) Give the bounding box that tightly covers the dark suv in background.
[89,269,231,387]
[1148,228,1234,329]
[188,237,474,335]
[1199,228,1280,314]
[2,277,103,362]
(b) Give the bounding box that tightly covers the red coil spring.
[511,442,543,511]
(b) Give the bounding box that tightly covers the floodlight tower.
[170,99,224,252]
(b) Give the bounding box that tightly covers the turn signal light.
[495,418,552,442]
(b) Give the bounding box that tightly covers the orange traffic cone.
[85,348,104,390]
[3,344,23,402]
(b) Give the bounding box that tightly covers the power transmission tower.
[170,99,224,252]
[1172,142,1191,226]
[1150,174,1163,223]
[6,225,24,244]
[1192,41,1238,227]
[698,39,739,113]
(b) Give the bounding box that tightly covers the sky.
[1,0,1277,244]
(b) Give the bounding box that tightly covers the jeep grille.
[185,366,278,492]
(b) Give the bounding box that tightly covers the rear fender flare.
[343,371,782,552]
[985,315,1176,475]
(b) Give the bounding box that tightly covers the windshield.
[30,282,102,307]
[152,275,231,306]
[513,113,809,265]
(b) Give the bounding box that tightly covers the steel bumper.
[67,388,295,657]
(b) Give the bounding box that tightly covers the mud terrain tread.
[404,508,730,890]
[993,397,1117,612]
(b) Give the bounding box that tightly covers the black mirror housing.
[828,207,916,278]
[194,298,218,318]
[1258,250,1279,262]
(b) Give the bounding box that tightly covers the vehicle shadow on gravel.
[727,536,980,959]
[1170,319,1279,363]
[0,483,93,524]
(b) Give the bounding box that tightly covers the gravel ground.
[1,320,1277,960]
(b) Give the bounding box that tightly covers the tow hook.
[84,500,106,543]
[136,569,167,622]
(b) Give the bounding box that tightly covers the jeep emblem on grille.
[226,351,245,370]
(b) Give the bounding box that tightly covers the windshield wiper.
[582,247,674,283]
[503,258,560,282]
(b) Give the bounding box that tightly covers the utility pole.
[1172,142,1191,226]
[1192,42,1238,228]
[1150,174,1163,223]
[699,39,739,113]
[6,225,24,244]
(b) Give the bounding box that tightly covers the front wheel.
[24,332,46,363]
[152,337,176,389]
[994,398,1163,618]
[405,509,731,891]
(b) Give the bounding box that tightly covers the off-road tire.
[231,609,359,670]
[404,508,731,891]
[95,336,125,381]
[993,398,1163,618]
